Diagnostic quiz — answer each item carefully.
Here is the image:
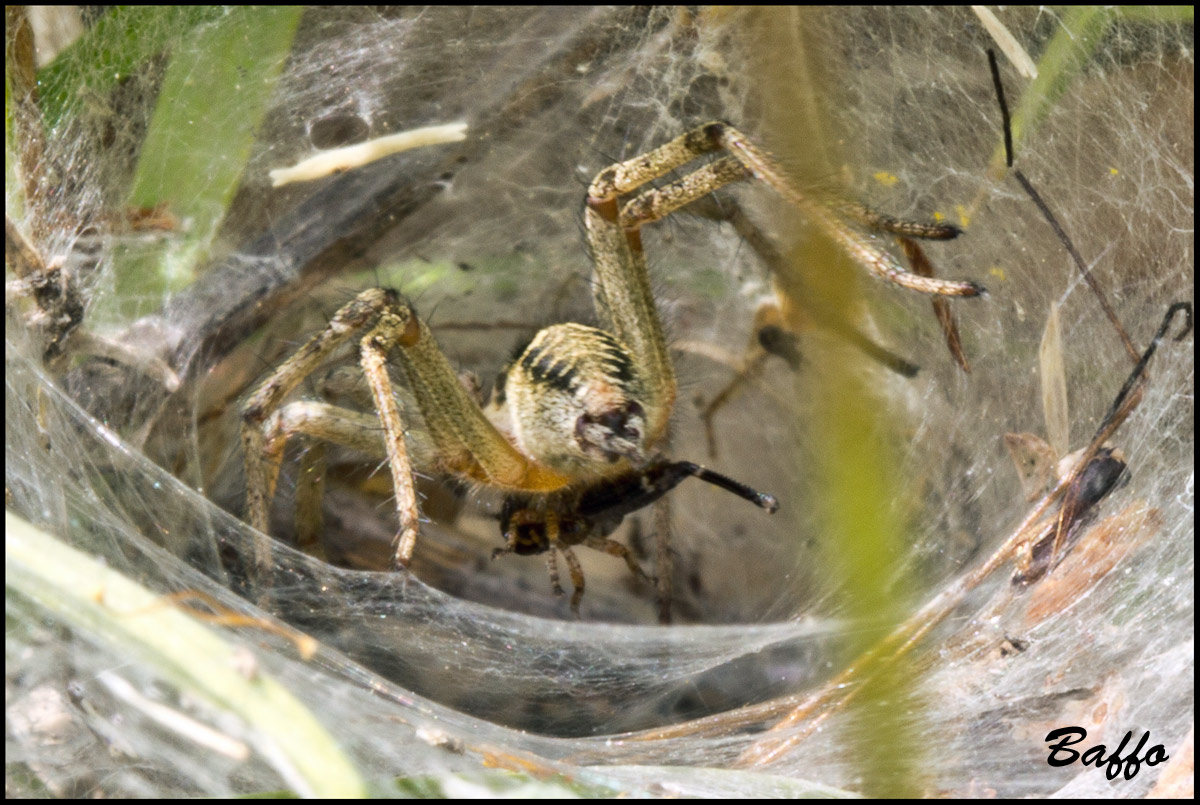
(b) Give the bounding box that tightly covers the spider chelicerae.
[241,122,982,618]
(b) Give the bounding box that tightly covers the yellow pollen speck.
[1110,167,1119,176]
[873,171,899,187]
[988,267,1007,281]
[955,205,971,229]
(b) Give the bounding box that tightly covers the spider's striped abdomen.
[503,323,662,478]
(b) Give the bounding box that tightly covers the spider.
[240,122,982,618]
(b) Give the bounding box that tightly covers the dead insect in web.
[1013,301,1192,587]
[1004,302,1132,585]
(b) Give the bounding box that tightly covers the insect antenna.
[669,461,780,513]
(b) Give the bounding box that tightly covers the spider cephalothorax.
[241,122,979,619]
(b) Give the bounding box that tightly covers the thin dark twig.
[987,48,1139,364]
[988,49,1013,169]
[1092,301,1193,442]
[1011,170,1139,363]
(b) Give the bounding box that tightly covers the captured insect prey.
[241,122,978,620]
[496,460,779,614]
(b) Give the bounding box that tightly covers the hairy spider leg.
[585,122,978,447]
[558,544,587,617]
[582,536,651,584]
[388,307,572,496]
[293,439,327,558]
[241,290,418,573]
[242,288,572,572]
[608,123,984,299]
[501,508,588,616]
[828,199,961,240]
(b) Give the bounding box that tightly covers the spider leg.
[257,402,388,513]
[829,200,961,240]
[535,511,584,617]
[545,549,565,598]
[244,288,577,574]
[388,309,571,496]
[585,188,677,444]
[700,349,772,459]
[607,124,978,455]
[653,495,673,624]
[583,129,778,438]
[723,201,923,376]
[626,155,980,298]
[899,237,971,373]
[584,123,979,452]
[713,124,983,297]
[617,157,750,229]
[583,535,649,584]
[357,308,422,565]
[698,296,805,458]
[243,288,405,572]
[294,440,327,560]
[559,545,586,618]
[606,123,984,298]
[250,304,424,568]
[492,527,517,560]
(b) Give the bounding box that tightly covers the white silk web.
[7,7,1193,797]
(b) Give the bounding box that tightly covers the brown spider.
[241,122,981,618]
